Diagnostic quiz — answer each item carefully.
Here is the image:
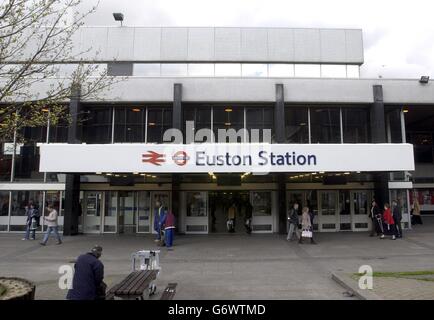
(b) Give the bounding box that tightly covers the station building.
[1,27,433,236]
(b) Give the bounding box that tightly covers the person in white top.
[40,204,62,246]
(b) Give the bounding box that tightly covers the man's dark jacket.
[66,253,104,300]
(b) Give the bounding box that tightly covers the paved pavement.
[1,216,434,300]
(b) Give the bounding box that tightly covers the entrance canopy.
[39,143,414,174]
[40,143,414,173]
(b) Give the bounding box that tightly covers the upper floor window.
[310,108,341,143]
[285,107,309,143]
[342,108,369,143]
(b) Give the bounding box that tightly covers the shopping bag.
[302,229,312,238]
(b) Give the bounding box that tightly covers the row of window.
[1,63,360,79]
[0,105,406,182]
[130,63,359,78]
[82,105,374,144]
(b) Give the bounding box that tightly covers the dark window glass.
[0,143,13,181]
[183,106,212,143]
[82,108,112,144]
[49,119,69,143]
[342,108,369,143]
[410,133,434,163]
[310,108,341,143]
[14,126,47,181]
[147,108,172,143]
[246,107,274,142]
[285,107,309,143]
[387,109,402,143]
[114,107,145,143]
[213,106,244,143]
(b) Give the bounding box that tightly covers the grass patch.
[354,270,434,277]
[353,270,434,282]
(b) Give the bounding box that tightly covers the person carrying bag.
[299,207,315,244]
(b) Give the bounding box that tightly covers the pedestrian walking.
[227,203,237,233]
[369,200,383,237]
[299,207,315,244]
[392,200,403,238]
[40,204,62,245]
[22,204,40,241]
[154,200,167,243]
[382,203,397,240]
[411,198,423,225]
[163,211,176,250]
[287,203,300,241]
[66,245,106,300]
[308,206,317,244]
[243,198,253,234]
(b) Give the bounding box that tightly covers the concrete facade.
[9,27,364,64]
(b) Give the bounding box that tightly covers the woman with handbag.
[382,203,397,240]
[299,207,315,244]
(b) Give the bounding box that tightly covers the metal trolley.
[131,250,161,296]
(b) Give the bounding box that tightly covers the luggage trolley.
[131,250,161,296]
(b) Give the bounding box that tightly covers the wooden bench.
[160,283,177,300]
[106,270,158,300]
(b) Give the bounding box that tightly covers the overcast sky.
[81,0,434,79]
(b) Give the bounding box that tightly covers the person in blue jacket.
[66,245,106,300]
[154,200,167,243]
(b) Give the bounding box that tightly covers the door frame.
[136,191,152,234]
[82,191,104,234]
[318,190,339,232]
[350,190,372,232]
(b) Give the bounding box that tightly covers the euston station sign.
[39,143,415,174]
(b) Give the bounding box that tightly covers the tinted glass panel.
[82,108,112,144]
[147,108,172,143]
[310,108,341,143]
[213,106,244,143]
[388,109,403,143]
[342,108,369,143]
[114,107,145,143]
[285,107,309,143]
[183,106,212,143]
[246,107,274,143]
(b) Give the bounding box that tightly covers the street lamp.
[113,13,124,26]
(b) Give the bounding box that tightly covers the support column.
[275,84,287,234]
[63,85,81,236]
[172,83,182,229]
[371,85,389,207]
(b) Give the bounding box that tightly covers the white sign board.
[39,143,415,173]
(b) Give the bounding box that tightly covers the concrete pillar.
[275,84,287,234]
[63,84,81,236]
[172,83,182,229]
[371,85,389,207]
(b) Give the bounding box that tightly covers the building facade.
[1,27,433,235]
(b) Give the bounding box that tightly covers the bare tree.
[0,0,115,142]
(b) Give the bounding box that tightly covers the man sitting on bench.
[66,245,106,300]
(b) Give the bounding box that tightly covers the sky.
[79,0,434,79]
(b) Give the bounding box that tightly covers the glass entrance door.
[118,191,136,234]
[351,191,371,231]
[137,191,151,233]
[339,191,352,231]
[104,191,117,233]
[83,191,103,233]
[318,191,338,232]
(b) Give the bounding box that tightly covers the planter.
[0,277,35,300]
